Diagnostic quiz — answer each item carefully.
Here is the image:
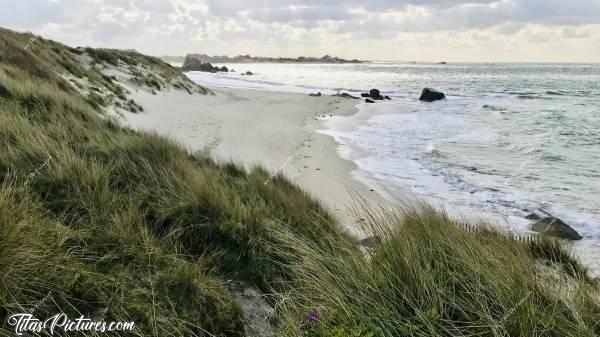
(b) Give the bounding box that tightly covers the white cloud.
[0,0,599,61]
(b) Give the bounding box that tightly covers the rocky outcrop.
[532,217,582,240]
[419,88,446,102]
[370,89,382,99]
[365,98,375,103]
[180,56,228,73]
[309,92,322,97]
[361,88,391,101]
[333,93,360,99]
[181,53,364,64]
[243,71,254,76]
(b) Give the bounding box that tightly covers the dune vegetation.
[0,27,598,337]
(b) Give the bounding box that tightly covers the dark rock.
[309,92,322,97]
[230,69,236,72]
[525,213,541,221]
[220,66,229,72]
[180,56,228,73]
[361,89,389,100]
[384,96,391,100]
[532,217,582,240]
[419,88,446,102]
[365,98,375,103]
[245,71,253,76]
[370,88,385,100]
[334,93,360,99]
[359,236,382,248]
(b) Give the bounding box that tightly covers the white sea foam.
[187,62,600,275]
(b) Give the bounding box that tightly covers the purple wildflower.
[298,307,319,332]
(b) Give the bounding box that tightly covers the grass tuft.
[272,204,600,337]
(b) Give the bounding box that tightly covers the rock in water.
[309,92,322,97]
[532,217,582,240]
[419,88,446,102]
[245,71,253,76]
[370,88,385,100]
[361,89,390,100]
[365,98,375,103]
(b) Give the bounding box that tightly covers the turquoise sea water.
[187,62,600,274]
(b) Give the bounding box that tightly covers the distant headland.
[161,54,365,64]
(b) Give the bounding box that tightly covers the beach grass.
[0,27,598,336]
[273,204,600,337]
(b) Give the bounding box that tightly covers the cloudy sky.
[2,0,600,62]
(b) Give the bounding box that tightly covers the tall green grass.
[273,204,600,337]
[0,27,340,336]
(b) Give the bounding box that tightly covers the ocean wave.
[540,153,565,162]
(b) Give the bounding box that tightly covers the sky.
[1,0,600,62]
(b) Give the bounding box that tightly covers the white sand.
[122,85,391,234]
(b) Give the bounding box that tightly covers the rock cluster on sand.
[419,88,446,102]
[333,93,360,99]
[361,88,391,102]
[532,216,582,240]
[180,56,228,73]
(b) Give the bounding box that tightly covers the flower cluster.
[298,308,319,332]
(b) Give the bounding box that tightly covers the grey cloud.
[0,0,599,58]
[244,6,360,23]
[206,0,497,16]
[2,0,600,35]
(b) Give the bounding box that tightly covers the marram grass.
[272,204,600,337]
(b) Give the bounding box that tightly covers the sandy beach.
[123,84,391,234]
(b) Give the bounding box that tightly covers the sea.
[185,62,600,275]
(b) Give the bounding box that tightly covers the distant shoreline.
[161,54,365,65]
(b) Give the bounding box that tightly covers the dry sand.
[122,85,391,235]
